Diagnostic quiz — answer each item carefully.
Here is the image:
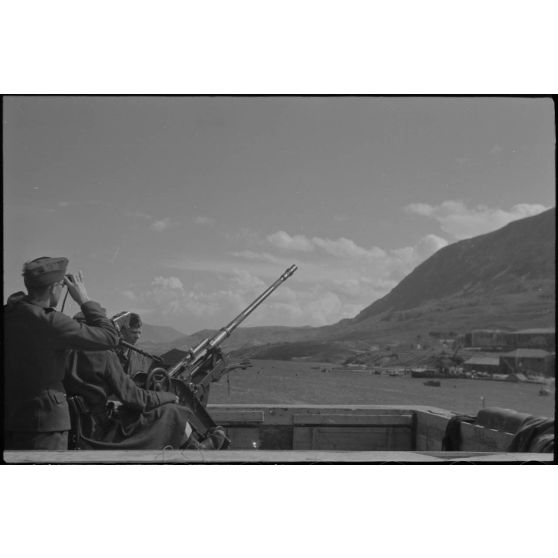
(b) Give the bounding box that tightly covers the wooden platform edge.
[3,450,554,464]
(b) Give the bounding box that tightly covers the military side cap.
[23,257,68,287]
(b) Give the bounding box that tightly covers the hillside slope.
[354,207,555,321]
[139,323,186,344]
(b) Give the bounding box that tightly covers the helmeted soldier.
[4,257,120,450]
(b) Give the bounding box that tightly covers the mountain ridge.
[354,207,555,322]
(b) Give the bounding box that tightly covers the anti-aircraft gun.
[132,265,298,443]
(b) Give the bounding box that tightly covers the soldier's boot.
[193,426,228,449]
[181,426,229,450]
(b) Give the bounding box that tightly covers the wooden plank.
[440,453,553,462]
[311,427,413,451]
[292,413,413,426]
[209,410,265,424]
[1,449,439,463]
[293,426,412,450]
[293,427,313,450]
[207,404,449,427]
[208,404,450,414]
[415,411,451,451]
[5,450,550,464]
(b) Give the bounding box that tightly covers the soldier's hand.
[63,271,91,306]
[106,400,123,419]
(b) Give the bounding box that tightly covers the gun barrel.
[167,265,298,378]
[119,339,162,363]
[208,264,298,348]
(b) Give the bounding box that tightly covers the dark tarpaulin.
[507,417,555,453]
[441,414,476,451]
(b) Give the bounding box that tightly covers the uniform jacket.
[4,296,120,432]
[66,349,176,413]
[115,345,153,379]
[65,349,190,449]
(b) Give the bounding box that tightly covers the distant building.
[503,328,555,351]
[469,329,510,350]
[463,355,501,373]
[464,327,555,351]
[499,348,554,377]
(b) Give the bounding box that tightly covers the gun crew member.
[114,312,152,379]
[4,258,120,450]
[65,323,227,450]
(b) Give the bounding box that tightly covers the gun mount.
[136,265,298,440]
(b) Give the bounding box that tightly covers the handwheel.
[145,367,171,392]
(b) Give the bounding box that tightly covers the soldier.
[114,312,151,379]
[65,333,227,450]
[4,257,120,450]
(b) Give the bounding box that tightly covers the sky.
[3,96,555,334]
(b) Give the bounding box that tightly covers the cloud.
[150,218,175,232]
[230,251,284,265]
[243,230,447,319]
[404,202,436,217]
[415,234,449,257]
[124,210,178,232]
[140,278,256,322]
[405,200,549,239]
[312,236,386,260]
[267,231,386,260]
[227,227,263,245]
[120,289,137,301]
[267,231,314,252]
[152,276,184,290]
[242,229,448,299]
[139,226,452,328]
[124,197,550,329]
[230,269,267,291]
[164,254,286,277]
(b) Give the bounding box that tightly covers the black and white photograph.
[1,4,557,557]
[3,95,555,464]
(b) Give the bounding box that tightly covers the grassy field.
[209,359,556,417]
